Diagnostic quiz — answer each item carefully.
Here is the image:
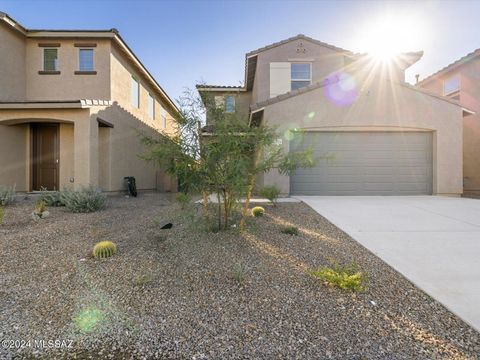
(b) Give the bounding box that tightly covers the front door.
[32,124,59,191]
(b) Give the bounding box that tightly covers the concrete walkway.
[295,196,480,332]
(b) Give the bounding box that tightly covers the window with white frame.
[131,77,140,108]
[443,75,460,95]
[79,49,94,71]
[224,95,235,113]
[161,107,167,128]
[148,94,155,119]
[43,48,58,71]
[291,63,311,90]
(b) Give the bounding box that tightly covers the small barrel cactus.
[252,206,265,217]
[92,241,117,259]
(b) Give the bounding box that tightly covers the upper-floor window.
[225,95,235,113]
[148,94,155,119]
[214,95,235,113]
[161,107,167,128]
[43,48,58,71]
[291,63,311,90]
[79,49,94,71]
[131,77,140,108]
[444,75,460,95]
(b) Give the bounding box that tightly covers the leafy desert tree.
[140,88,314,231]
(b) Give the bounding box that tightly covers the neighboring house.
[198,34,473,196]
[0,12,178,193]
[417,49,480,195]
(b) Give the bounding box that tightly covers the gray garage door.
[290,132,433,195]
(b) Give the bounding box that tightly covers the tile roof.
[418,48,480,85]
[246,34,354,57]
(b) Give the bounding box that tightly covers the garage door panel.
[290,132,432,195]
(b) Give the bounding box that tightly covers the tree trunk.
[216,191,222,230]
[202,191,210,230]
[240,148,262,232]
[223,189,229,230]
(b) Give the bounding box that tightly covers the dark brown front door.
[32,124,59,191]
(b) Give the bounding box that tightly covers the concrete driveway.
[295,196,480,332]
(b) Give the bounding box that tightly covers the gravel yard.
[0,193,479,359]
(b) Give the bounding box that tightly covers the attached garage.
[290,132,433,195]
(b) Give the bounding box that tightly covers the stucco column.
[73,114,99,189]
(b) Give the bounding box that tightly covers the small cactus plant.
[92,241,117,259]
[252,206,265,217]
[32,200,49,221]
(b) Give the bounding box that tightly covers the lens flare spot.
[75,307,103,333]
[324,72,358,107]
[307,111,315,119]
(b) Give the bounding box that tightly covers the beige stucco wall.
[0,22,26,101]
[59,123,75,190]
[110,44,176,135]
[419,59,480,193]
[93,103,175,192]
[261,76,463,196]
[25,38,111,101]
[0,123,28,191]
[251,39,347,105]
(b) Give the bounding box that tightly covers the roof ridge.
[418,48,480,85]
[246,34,353,57]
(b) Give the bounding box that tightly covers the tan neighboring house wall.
[418,52,480,194]
[0,12,178,193]
[198,34,470,196]
[0,22,26,100]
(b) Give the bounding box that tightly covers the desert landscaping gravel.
[0,192,479,359]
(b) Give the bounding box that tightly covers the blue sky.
[1,0,479,103]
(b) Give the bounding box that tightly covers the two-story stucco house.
[417,49,480,196]
[198,34,473,196]
[0,12,178,193]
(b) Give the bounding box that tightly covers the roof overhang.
[0,100,112,109]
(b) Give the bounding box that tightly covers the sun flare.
[357,14,425,62]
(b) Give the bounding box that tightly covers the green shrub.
[0,206,4,224]
[61,186,107,213]
[92,240,117,259]
[39,188,65,207]
[32,200,50,221]
[232,262,248,284]
[309,263,365,291]
[281,225,299,236]
[175,192,191,209]
[252,206,265,217]
[260,185,281,206]
[134,273,155,287]
[0,185,16,206]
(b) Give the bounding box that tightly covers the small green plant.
[232,262,248,284]
[92,241,117,259]
[281,225,299,235]
[0,206,4,224]
[39,188,65,207]
[61,186,107,213]
[260,185,281,206]
[134,273,155,287]
[309,263,365,291]
[251,206,265,217]
[32,200,49,221]
[175,192,192,210]
[0,185,16,206]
